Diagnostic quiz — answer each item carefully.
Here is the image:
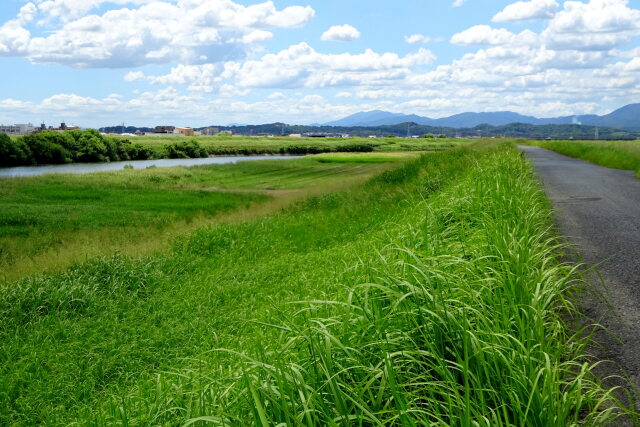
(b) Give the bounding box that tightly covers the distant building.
[174,127,195,137]
[48,122,80,132]
[288,133,302,138]
[154,125,176,134]
[201,127,219,136]
[0,123,35,135]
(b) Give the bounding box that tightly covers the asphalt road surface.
[521,145,640,402]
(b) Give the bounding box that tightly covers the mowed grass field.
[0,142,632,425]
[0,154,407,282]
[534,139,640,177]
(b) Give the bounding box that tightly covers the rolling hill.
[322,103,640,130]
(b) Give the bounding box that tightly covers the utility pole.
[406,123,410,138]
[594,127,599,140]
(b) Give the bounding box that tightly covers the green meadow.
[0,142,633,425]
[534,139,640,177]
[0,154,401,282]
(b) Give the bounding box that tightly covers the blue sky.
[1,0,639,127]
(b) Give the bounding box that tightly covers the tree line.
[0,130,209,167]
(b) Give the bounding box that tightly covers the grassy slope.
[534,140,640,177]
[0,155,396,282]
[0,143,628,425]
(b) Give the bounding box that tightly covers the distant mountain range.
[322,103,640,131]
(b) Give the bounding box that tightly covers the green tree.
[24,137,72,164]
[0,133,33,166]
[76,129,108,162]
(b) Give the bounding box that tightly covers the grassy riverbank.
[0,142,628,425]
[128,135,462,156]
[534,140,640,177]
[0,154,403,282]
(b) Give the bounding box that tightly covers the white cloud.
[453,0,468,7]
[34,0,154,23]
[18,3,38,24]
[451,25,538,46]
[235,43,435,88]
[404,34,443,44]
[542,0,640,51]
[124,71,145,82]
[238,30,273,44]
[321,24,361,42]
[131,43,436,91]
[0,0,316,67]
[493,0,558,22]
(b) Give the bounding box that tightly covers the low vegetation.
[128,134,461,156]
[535,139,640,177]
[0,155,397,282]
[0,142,630,425]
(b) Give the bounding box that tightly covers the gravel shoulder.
[521,145,640,407]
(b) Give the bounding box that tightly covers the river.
[0,156,301,178]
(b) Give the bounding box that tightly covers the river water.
[0,156,301,178]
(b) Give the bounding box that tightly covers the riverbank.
[0,155,301,178]
[1,130,465,169]
[0,153,405,282]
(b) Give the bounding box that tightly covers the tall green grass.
[0,143,630,424]
[161,145,624,425]
[536,140,640,177]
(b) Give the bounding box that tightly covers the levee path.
[521,145,640,403]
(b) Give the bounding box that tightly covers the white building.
[0,123,35,135]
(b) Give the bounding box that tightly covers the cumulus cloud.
[321,24,361,42]
[542,0,640,51]
[493,0,558,22]
[130,43,437,91]
[451,25,538,46]
[0,0,315,67]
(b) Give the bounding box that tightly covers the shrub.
[335,143,374,152]
[165,140,208,159]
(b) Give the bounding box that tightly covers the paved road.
[521,145,640,397]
